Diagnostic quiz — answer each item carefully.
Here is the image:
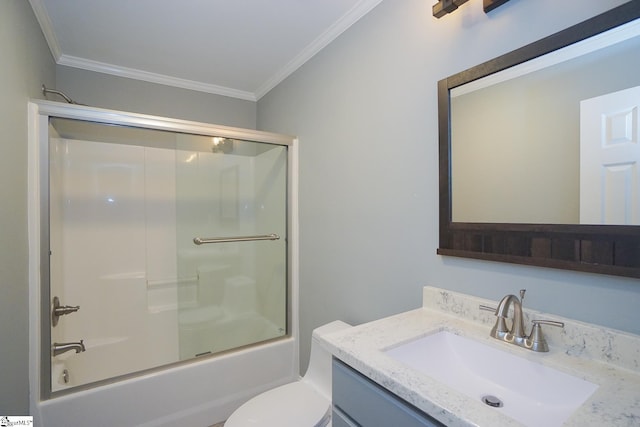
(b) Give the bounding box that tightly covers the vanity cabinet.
[332,358,445,427]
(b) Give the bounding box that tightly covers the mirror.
[438,2,640,278]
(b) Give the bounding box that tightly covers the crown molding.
[255,0,385,100]
[28,0,62,60]
[30,0,384,102]
[57,55,257,101]
[29,0,254,101]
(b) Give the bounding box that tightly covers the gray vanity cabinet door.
[332,409,359,427]
[332,358,445,427]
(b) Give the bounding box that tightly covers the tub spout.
[52,340,85,357]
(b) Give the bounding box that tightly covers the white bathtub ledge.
[320,286,640,427]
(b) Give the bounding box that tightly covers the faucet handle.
[479,304,497,313]
[532,319,564,328]
[528,319,564,352]
[52,296,80,327]
[479,304,509,337]
[519,289,526,304]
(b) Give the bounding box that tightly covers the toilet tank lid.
[312,320,352,339]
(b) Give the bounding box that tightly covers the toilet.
[224,320,351,427]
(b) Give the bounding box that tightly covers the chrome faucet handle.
[479,304,510,337]
[528,319,564,352]
[479,304,496,312]
[52,296,80,327]
[532,319,564,328]
[479,305,503,334]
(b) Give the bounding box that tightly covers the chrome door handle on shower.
[52,296,80,327]
[193,233,280,245]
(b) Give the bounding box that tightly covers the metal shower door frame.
[27,100,299,401]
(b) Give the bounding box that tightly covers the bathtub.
[50,307,285,393]
[36,336,296,426]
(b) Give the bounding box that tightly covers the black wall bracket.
[433,0,510,18]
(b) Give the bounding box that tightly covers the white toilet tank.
[302,320,351,399]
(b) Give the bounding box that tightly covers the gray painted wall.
[56,66,257,129]
[256,0,639,374]
[0,0,56,414]
[3,0,639,416]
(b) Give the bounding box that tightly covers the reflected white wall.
[451,33,640,224]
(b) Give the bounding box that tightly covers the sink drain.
[482,395,504,408]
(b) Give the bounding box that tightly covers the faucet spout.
[492,293,526,339]
[52,340,86,357]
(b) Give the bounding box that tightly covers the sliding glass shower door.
[174,134,287,359]
[47,117,288,393]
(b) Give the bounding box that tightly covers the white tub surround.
[321,286,640,427]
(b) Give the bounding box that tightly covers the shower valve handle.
[54,305,80,315]
[52,296,80,327]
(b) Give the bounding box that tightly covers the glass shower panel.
[47,118,288,392]
[175,136,287,359]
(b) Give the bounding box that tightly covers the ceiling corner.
[28,0,62,61]
[255,0,386,100]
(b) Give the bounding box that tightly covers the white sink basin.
[385,331,598,427]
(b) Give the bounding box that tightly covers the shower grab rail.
[193,233,280,245]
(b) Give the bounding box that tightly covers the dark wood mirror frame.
[438,2,640,279]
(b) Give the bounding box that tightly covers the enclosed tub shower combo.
[28,100,299,426]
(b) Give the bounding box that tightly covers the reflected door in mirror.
[580,86,640,225]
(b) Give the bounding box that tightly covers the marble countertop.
[320,286,640,427]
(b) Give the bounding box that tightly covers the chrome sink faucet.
[480,289,564,352]
[492,290,527,341]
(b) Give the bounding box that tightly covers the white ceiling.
[29,0,384,101]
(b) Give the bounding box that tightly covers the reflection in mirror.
[451,19,640,224]
[438,2,640,278]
